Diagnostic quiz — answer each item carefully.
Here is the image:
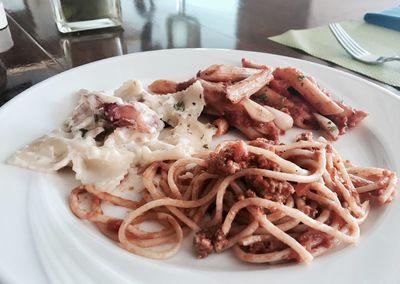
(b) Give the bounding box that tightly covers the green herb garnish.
[297,74,305,81]
[203,144,209,149]
[257,94,268,104]
[173,101,185,112]
[327,125,337,132]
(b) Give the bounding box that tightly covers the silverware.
[329,23,400,64]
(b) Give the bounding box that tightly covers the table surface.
[0,0,399,107]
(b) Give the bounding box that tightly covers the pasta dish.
[8,59,398,264]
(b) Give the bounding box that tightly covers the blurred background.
[0,0,398,105]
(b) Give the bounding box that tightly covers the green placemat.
[269,20,400,87]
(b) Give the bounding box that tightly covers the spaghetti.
[69,134,397,264]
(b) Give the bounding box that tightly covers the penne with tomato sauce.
[147,60,367,141]
[273,67,344,115]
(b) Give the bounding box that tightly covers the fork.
[329,23,400,64]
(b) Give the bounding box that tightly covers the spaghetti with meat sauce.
[69,133,397,264]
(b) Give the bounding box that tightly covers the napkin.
[269,20,400,87]
[364,6,400,31]
[0,2,7,29]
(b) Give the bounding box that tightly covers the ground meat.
[208,141,249,175]
[300,202,319,218]
[214,229,229,252]
[207,139,285,177]
[254,154,280,171]
[298,229,333,252]
[244,176,294,203]
[193,231,214,259]
[295,131,313,142]
[193,227,228,258]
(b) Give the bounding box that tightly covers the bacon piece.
[226,68,273,103]
[197,64,259,82]
[273,67,343,115]
[148,80,178,94]
[148,78,197,94]
[102,102,159,133]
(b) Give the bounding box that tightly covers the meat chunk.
[208,141,249,175]
[295,132,313,142]
[193,231,214,259]
[193,227,228,258]
[102,102,161,133]
[244,176,294,203]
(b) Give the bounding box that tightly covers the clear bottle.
[50,0,122,33]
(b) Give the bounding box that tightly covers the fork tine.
[332,24,368,55]
[329,25,360,57]
[329,24,368,57]
[329,24,361,56]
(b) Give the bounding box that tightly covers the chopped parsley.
[173,101,185,111]
[256,94,268,104]
[203,144,209,149]
[327,125,337,132]
[200,134,205,140]
[297,74,305,86]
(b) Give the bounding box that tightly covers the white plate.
[0,49,399,284]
